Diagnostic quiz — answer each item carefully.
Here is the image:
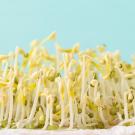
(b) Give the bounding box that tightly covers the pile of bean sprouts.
[0,32,135,129]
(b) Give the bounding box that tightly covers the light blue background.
[0,0,135,62]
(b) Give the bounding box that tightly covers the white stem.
[40,96,45,113]
[124,92,128,119]
[94,83,98,103]
[15,79,23,122]
[59,100,65,127]
[49,97,53,126]
[28,79,41,121]
[15,104,21,122]
[81,96,86,126]
[7,88,13,128]
[81,56,85,103]
[0,98,4,121]
[69,98,73,129]
[58,79,65,127]
[43,97,49,129]
[4,96,9,120]
[20,105,25,121]
[26,93,31,118]
[74,99,78,126]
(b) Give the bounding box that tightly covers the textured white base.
[0,126,135,135]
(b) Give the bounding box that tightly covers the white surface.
[0,126,135,135]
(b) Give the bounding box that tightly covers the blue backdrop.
[0,0,135,62]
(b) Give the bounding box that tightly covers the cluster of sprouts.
[0,32,135,129]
